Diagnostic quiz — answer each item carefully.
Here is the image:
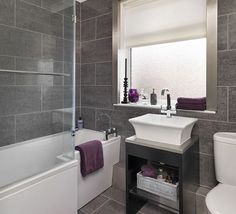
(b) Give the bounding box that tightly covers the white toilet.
[206,132,236,214]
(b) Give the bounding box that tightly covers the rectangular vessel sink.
[129,114,198,145]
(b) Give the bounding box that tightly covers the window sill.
[113,103,216,114]
[114,103,162,110]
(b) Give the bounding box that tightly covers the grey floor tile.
[80,194,109,214]
[102,187,126,205]
[93,200,125,214]
[196,193,208,214]
[140,203,174,214]
[78,188,174,214]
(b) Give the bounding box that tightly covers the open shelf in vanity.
[125,136,199,214]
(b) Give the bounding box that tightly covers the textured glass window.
[131,38,206,100]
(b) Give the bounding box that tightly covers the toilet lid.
[206,184,236,214]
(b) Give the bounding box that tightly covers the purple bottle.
[128,89,139,103]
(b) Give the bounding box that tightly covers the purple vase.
[128,89,139,103]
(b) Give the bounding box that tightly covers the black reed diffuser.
[121,58,129,104]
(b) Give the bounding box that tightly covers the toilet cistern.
[206,132,236,214]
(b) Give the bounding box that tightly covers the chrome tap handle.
[161,88,169,96]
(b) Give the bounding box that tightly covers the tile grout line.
[20,0,67,17]
[227,86,229,122]
[94,63,97,85]
[0,108,68,118]
[108,198,126,206]
[40,84,43,112]
[81,12,112,22]
[13,57,16,85]
[0,54,68,64]
[95,17,97,40]
[14,115,17,143]
[90,197,111,214]
[95,108,97,130]
[14,0,16,27]
[0,23,66,42]
[219,10,236,17]
[80,84,113,87]
[81,60,112,65]
[79,1,82,116]
[227,15,229,50]
[199,151,214,157]
[101,189,126,206]
[81,36,112,44]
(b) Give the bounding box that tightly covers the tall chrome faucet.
[161,88,176,117]
[161,88,171,110]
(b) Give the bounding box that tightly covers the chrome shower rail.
[0,69,70,77]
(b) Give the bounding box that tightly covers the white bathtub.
[75,129,121,209]
[0,132,78,214]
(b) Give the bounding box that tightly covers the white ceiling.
[76,0,87,2]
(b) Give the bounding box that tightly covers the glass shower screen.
[0,0,77,188]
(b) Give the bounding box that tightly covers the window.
[130,38,206,101]
[116,0,217,110]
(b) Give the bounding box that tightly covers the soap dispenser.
[150,89,157,105]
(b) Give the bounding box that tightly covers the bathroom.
[0,0,235,213]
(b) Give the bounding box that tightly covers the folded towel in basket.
[141,165,157,178]
[75,140,104,177]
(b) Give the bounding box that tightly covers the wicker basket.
[137,172,178,201]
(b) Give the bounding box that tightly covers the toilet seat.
[206,184,236,214]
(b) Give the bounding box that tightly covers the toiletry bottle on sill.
[77,117,84,130]
[151,88,157,105]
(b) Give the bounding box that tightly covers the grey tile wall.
[0,25,41,58]
[76,0,113,120]
[16,0,63,37]
[0,0,76,147]
[81,38,112,63]
[16,111,63,142]
[80,0,112,21]
[0,0,15,26]
[78,0,236,194]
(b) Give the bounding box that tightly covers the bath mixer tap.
[105,128,118,140]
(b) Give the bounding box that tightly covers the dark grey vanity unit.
[125,136,199,214]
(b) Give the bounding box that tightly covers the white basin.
[129,114,198,145]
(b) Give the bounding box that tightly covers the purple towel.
[75,140,104,177]
[141,165,157,178]
[176,103,206,111]
[141,170,157,178]
[177,97,206,104]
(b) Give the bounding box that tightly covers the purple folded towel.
[75,140,104,177]
[141,170,157,178]
[141,165,157,178]
[177,97,206,104]
[141,165,155,172]
[176,103,206,111]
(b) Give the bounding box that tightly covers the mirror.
[113,0,217,112]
